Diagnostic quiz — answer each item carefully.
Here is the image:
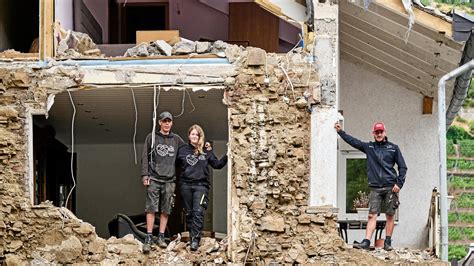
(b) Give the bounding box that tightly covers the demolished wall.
[0,42,438,264]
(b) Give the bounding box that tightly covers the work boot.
[384,238,393,251]
[142,234,152,254]
[157,234,167,248]
[353,239,370,250]
[190,237,200,251]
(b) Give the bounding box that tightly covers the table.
[337,220,386,243]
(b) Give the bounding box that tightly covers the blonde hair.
[188,124,205,155]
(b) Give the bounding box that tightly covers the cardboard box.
[136,30,180,45]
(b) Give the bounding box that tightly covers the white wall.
[211,141,228,234]
[76,143,144,237]
[339,59,439,248]
[55,0,74,30]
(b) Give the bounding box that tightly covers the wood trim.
[423,96,434,114]
[39,0,55,60]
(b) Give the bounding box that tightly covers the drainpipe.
[438,59,474,262]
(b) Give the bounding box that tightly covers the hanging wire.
[65,90,76,210]
[130,88,138,165]
[174,89,186,118]
[185,89,196,113]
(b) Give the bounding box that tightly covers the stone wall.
[225,47,348,263]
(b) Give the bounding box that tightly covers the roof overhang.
[340,0,465,99]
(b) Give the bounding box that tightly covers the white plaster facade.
[337,59,439,248]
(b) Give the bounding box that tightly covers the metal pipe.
[438,59,474,262]
[446,34,474,127]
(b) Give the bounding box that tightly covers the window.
[338,151,368,219]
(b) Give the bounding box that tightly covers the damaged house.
[0,0,472,264]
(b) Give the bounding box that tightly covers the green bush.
[447,140,455,156]
[459,140,474,157]
[449,244,468,261]
[456,116,467,123]
[449,227,463,241]
[465,228,474,240]
[448,213,457,223]
[447,159,474,169]
[447,126,472,144]
[457,193,474,208]
[449,176,474,189]
[470,121,474,134]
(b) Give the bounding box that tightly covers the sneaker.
[353,239,370,250]
[157,234,167,249]
[143,234,152,254]
[190,238,200,251]
[384,239,393,251]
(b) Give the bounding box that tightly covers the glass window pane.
[346,158,369,213]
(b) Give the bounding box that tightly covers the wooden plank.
[341,52,432,98]
[363,1,463,51]
[340,21,444,78]
[340,31,437,88]
[423,96,434,114]
[340,2,461,67]
[374,0,452,37]
[39,0,55,60]
[340,11,458,72]
[136,30,180,45]
[341,42,433,94]
[229,2,279,52]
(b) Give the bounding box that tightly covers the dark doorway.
[33,118,77,212]
[109,2,168,44]
[0,0,39,52]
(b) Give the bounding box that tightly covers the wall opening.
[0,0,39,52]
[31,86,229,239]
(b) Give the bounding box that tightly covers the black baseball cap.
[159,111,173,121]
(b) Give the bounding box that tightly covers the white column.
[309,1,339,207]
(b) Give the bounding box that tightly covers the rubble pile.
[124,39,228,57]
[56,26,103,59]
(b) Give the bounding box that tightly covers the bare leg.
[146,212,155,233]
[159,213,169,234]
[365,213,377,241]
[385,214,395,237]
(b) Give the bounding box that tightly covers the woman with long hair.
[177,124,227,251]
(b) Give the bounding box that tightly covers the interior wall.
[169,0,228,41]
[76,143,144,237]
[0,1,13,51]
[83,0,109,43]
[339,59,439,248]
[0,0,38,52]
[56,0,74,30]
[211,141,228,234]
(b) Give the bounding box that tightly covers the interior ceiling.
[340,0,464,100]
[36,87,229,145]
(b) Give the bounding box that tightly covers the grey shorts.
[368,186,399,215]
[145,180,176,214]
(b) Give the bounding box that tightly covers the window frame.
[338,150,367,220]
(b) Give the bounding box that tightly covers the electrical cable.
[65,90,76,210]
[130,88,138,165]
[185,89,196,113]
[174,89,186,118]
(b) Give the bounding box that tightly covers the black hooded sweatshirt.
[177,143,228,186]
[141,131,185,182]
[338,130,408,188]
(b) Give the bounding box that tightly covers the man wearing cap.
[334,121,407,251]
[141,111,185,253]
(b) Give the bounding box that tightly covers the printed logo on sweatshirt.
[186,154,199,166]
[155,144,175,157]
